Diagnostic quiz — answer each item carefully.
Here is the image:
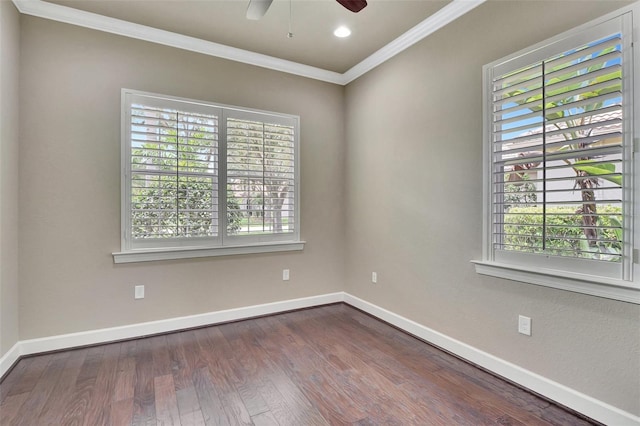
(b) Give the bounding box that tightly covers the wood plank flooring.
[0,304,596,425]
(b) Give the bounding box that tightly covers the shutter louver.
[130,104,219,240]
[491,33,624,264]
[226,117,296,236]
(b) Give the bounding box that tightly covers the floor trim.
[0,342,21,382]
[343,293,639,426]
[16,292,344,357]
[1,292,638,425]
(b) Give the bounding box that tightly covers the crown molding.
[342,0,486,84]
[12,0,346,84]
[12,0,485,86]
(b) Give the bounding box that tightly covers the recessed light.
[334,26,351,38]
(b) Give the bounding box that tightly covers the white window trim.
[472,261,640,304]
[113,241,305,264]
[113,89,304,263]
[474,3,640,304]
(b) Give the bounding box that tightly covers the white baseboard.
[11,292,344,363]
[343,293,640,426]
[1,291,637,425]
[0,342,22,379]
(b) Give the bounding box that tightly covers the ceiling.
[42,0,451,74]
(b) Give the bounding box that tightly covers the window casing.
[116,90,301,261]
[478,7,639,303]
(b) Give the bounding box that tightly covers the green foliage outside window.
[503,205,622,260]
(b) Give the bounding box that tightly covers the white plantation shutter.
[126,95,221,249]
[122,91,300,252]
[485,15,633,280]
[225,111,297,242]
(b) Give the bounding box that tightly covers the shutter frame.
[224,110,299,245]
[121,89,301,252]
[483,13,633,281]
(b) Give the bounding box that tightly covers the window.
[114,90,302,263]
[476,7,640,303]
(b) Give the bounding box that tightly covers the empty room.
[1,0,639,424]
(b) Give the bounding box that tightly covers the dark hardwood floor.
[0,304,595,425]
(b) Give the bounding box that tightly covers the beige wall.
[18,16,346,339]
[344,0,640,416]
[0,0,20,358]
[9,0,640,418]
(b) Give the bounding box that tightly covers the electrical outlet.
[372,272,378,284]
[134,285,145,299]
[518,315,531,336]
[283,269,290,281]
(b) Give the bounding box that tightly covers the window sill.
[471,260,640,304]
[113,241,305,264]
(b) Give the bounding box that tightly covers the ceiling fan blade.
[336,0,368,13]
[246,0,274,20]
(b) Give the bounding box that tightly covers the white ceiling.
[15,0,485,84]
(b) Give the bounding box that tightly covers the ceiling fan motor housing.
[337,0,368,13]
[247,0,367,20]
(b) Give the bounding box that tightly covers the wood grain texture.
[0,304,598,425]
[58,345,105,425]
[36,348,88,425]
[154,374,181,426]
[131,338,157,425]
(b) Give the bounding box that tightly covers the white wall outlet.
[518,315,531,336]
[283,269,290,281]
[134,285,145,299]
[372,272,378,284]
